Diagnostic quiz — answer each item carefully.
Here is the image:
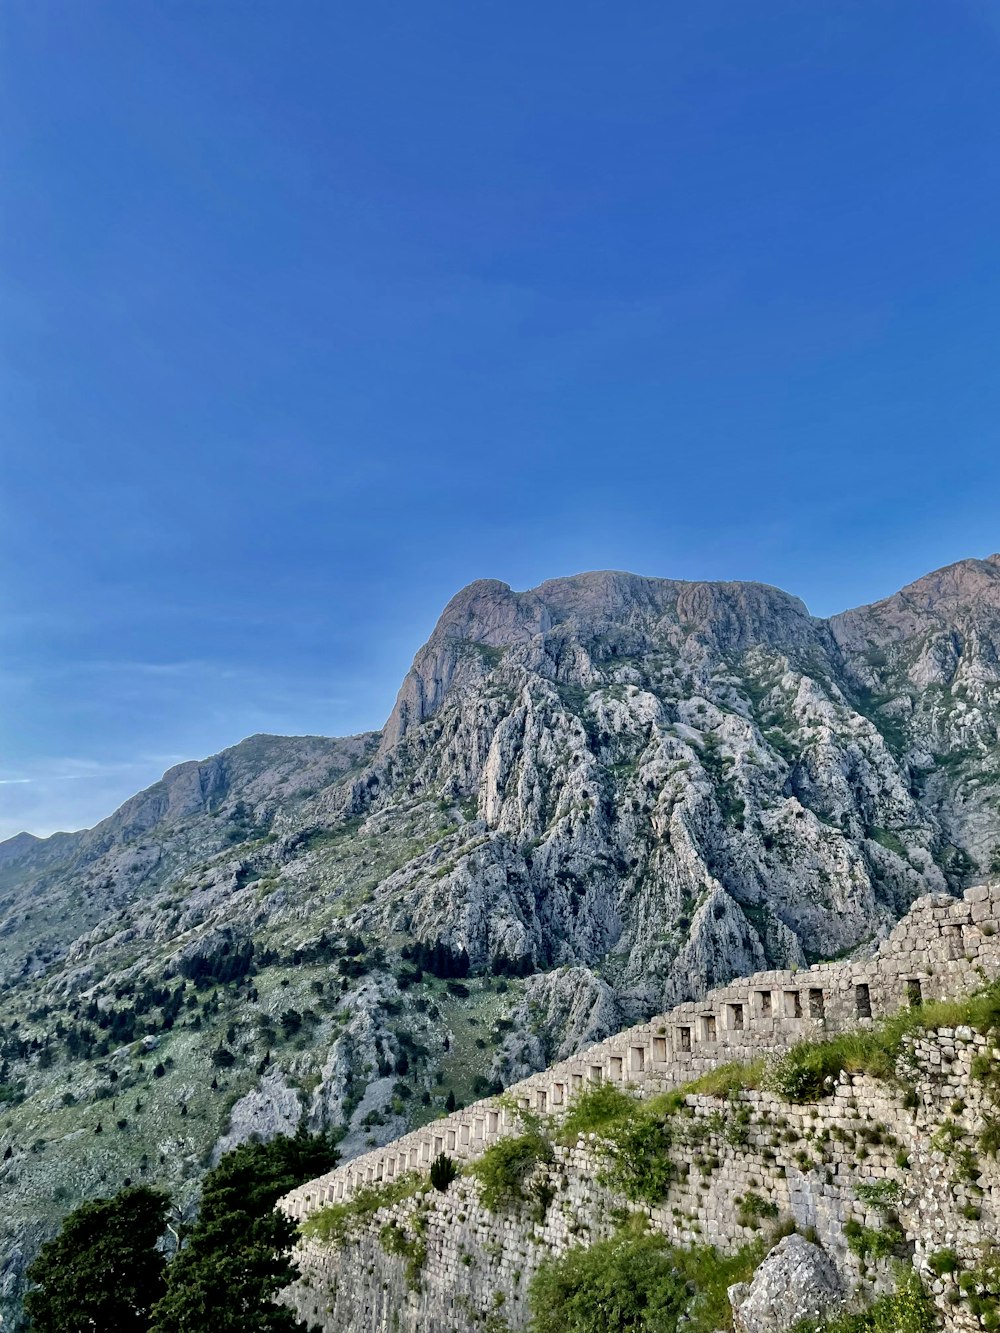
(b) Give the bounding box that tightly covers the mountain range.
[2,552,1000,1324]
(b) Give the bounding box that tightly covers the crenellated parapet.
[281,881,1000,1222]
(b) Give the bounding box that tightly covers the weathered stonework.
[280,882,1000,1332]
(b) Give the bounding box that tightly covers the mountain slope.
[1,554,999,1325]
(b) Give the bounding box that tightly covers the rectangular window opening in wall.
[446,1130,456,1151]
[473,1119,484,1140]
[702,1014,717,1042]
[728,1003,745,1031]
[678,1026,692,1053]
[784,990,802,1018]
[590,1065,604,1085]
[434,1136,444,1155]
[630,1045,646,1073]
[572,1073,584,1091]
[907,978,923,1006]
[757,990,773,1018]
[855,983,872,1019]
[652,1036,668,1061]
[553,1083,565,1106]
[487,1112,499,1134]
[536,1090,547,1112]
[809,988,825,1019]
[610,1056,624,1081]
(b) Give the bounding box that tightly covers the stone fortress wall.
[284,1023,1000,1333]
[282,882,1000,1222]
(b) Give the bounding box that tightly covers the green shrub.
[736,1191,779,1229]
[843,1217,905,1262]
[764,978,1000,1102]
[766,1042,849,1101]
[971,1052,1000,1088]
[927,1248,960,1276]
[302,1174,421,1246]
[529,1230,687,1333]
[981,1115,1000,1158]
[528,1228,765,1333]
[602,1106,678,1205]
[559,1084,637,1141]
[472,1131,554,1212]
[854,1180,902,1212]
[956,1253,1000,1323]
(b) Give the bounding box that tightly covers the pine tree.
[25,1186,169,1333]
[149,1127,338,1333]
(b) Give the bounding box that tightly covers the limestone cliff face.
[1,555,999,1326]
[332,558,1000,1080]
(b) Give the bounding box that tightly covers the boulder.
[729,1235,845,1333]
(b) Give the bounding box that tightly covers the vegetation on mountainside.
[25,1187,169,1333]
[21,1130,337,1333]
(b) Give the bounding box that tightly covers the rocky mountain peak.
[829,555,1000,657]
[382,570,818,749]
[880,554,1000,616]
[0,831,41,868]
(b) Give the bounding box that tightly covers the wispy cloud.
[0,756,165,841]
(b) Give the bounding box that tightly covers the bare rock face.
[381,580,552,750]
[211,1071,302,1162]
[729,1235,846,1333]
[489,966,627,1083]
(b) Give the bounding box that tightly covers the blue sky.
[2,1,1000,839]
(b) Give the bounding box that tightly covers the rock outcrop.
[729,1235,846,1333]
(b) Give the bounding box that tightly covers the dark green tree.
[25,1185,169,1333]
[149,1126,338,1333]
[429,1151,457,1192]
